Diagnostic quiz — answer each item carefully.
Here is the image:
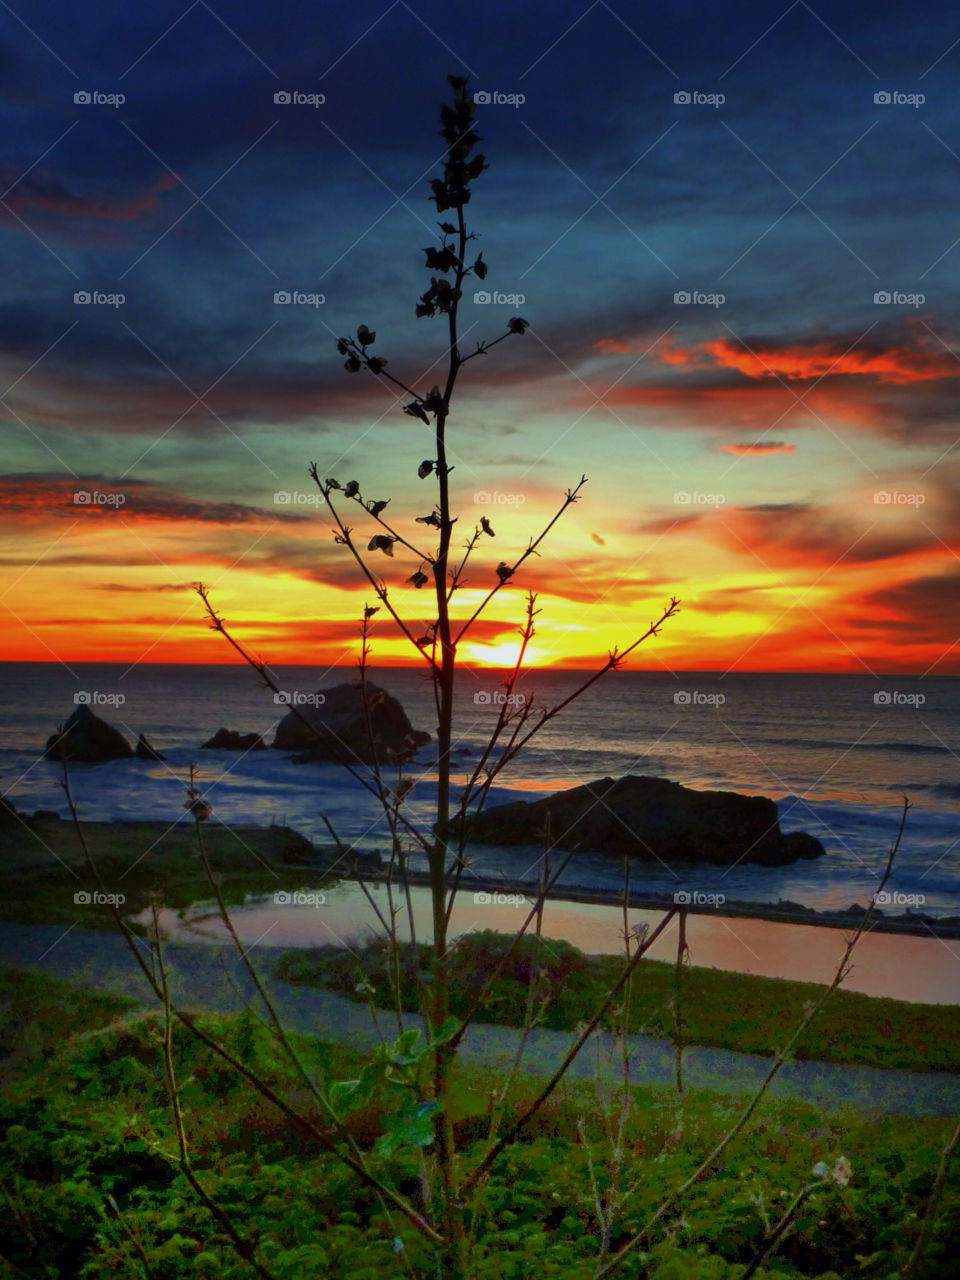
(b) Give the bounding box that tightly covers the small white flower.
[832,1156,853,1187]
[812,1161,829,1178]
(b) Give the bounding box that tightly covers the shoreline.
[309,862,960,941]
[4,810,957,942]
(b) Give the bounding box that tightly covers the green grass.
[275,929,960,1074]
[0,965,957,1279]
[0,815,331,932]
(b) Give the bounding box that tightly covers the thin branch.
[594,799,911,1278]
[462,908,678,1193]
[452,477,588,644]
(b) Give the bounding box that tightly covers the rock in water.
[468,775,825,867]
[44,705,133,763]
[272,681,430,764]
[201,729,266,751]
[136,733,165,761]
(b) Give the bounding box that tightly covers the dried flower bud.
[404,402,430,425]
[336,338,349,355]
[507,317,529,335]
[343,480,359,498]
[367,534,395,556]
[367,357,387,374]
[496,561,514,582]
[418,459,434,479]
[356,324,375,346]
[408,571,430,588]
[480,516,494,536]
[415,512,441,528]
[367,499,390,517]
[344,354,362,372]
[473,252,487,280]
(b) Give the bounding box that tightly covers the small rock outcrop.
[135,733,165,761]
[467,775,825,868]
[201,729,266,752]
[272,682,430,765]
[44,705,133,762]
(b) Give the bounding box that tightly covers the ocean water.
[1,663,957,917]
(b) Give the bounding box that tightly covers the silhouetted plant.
[59,73,925,1280]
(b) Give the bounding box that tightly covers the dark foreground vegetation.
[1,966,957,1278]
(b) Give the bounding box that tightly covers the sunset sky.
[1,0,958,674]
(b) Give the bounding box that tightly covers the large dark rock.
[44,705,133,762]
[467,775,825,868]
[272,681,430,765]
[201,728,266,752]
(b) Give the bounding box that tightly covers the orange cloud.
[720,442,797,455]
[652,332,959,386]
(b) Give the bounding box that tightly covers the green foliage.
[274,928,960,1073]
[2,966,958,1278]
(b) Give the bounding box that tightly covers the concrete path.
[2,923,957,1117]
